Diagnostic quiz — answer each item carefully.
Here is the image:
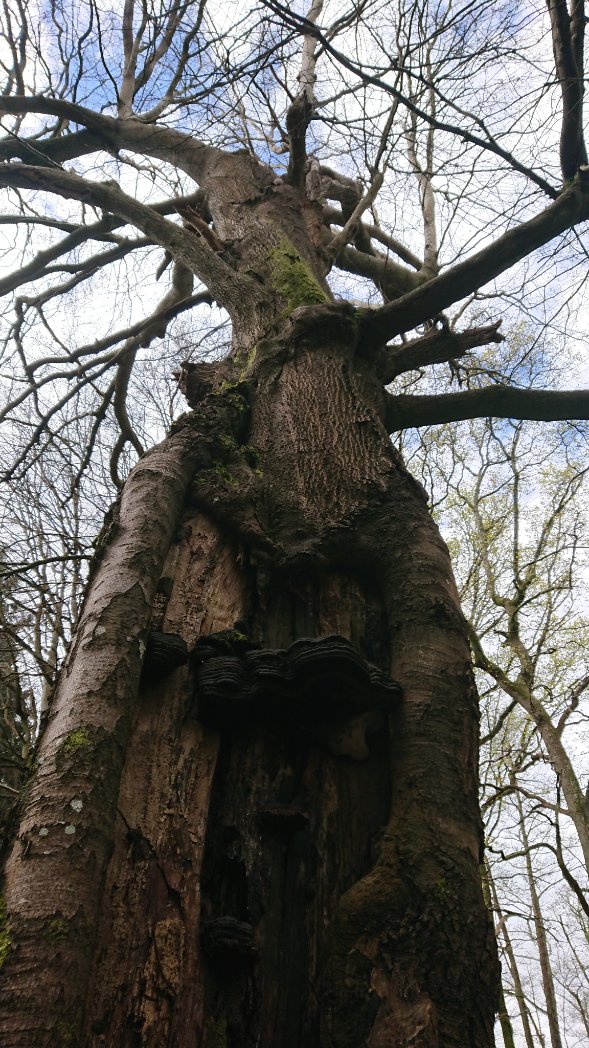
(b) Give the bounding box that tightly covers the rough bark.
[0,393,249,1044]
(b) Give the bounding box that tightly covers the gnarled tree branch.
[0,163,258,316]
[381,321,504,381]
[547,0,588,180]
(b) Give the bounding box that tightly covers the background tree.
[1,2,589,1046]
[401,341,589,1045]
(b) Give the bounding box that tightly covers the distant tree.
[0,566,31,829]
[407,396,589,868]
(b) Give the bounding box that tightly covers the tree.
[401,369,589,1042]
[399,352,589,1045]
[1,2,589,1045]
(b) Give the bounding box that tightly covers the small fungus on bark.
[141,631,189,684]
[201,916,257,969]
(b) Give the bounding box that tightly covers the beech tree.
[1,2,589,1046]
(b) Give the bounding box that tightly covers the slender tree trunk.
[0,153,499,1047]
[516,793,564,1048]
[497,985,516,1048]
[487,863,536,1048]
[481,866,516,1048]
[472,638,589,876]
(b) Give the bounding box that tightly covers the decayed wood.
[84,513,245,1045]
[78,316,497,1047]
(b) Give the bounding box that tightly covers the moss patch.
[210,463,239,488]
[50,1019,78,1047]
[205,1016,227,1047]
[62,728,91,754]
[268,239,327,314]
[211,384,249,419]
[236,344,257,380]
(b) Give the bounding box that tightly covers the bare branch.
[0,215,121,297]
[0,188,209,300]
[327,172,384,262]
[119,0,148,117]
[547,0,588,180]
[381,321,504,382]
[385,385,589,431]
[261,0,560,199]
[336,244,422,298]
[322,204,422,270]
[0,95,216,180]
[0,163,258,315]
[285,0,324,187]
[360,173,589,345]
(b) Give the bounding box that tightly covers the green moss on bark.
[45,917,70,944]
[62,728,91,754]
[205,1015,227,1047]
[268,239,327,313]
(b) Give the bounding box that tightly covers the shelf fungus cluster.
[141,630,401,759]
[193,632,402,758]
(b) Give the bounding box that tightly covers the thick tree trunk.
[0,152,499,1047]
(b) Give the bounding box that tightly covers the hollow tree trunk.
[0,153,499,1047]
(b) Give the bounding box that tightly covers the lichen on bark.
[0,895,11,969]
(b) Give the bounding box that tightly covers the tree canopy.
[1,1,589,492]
